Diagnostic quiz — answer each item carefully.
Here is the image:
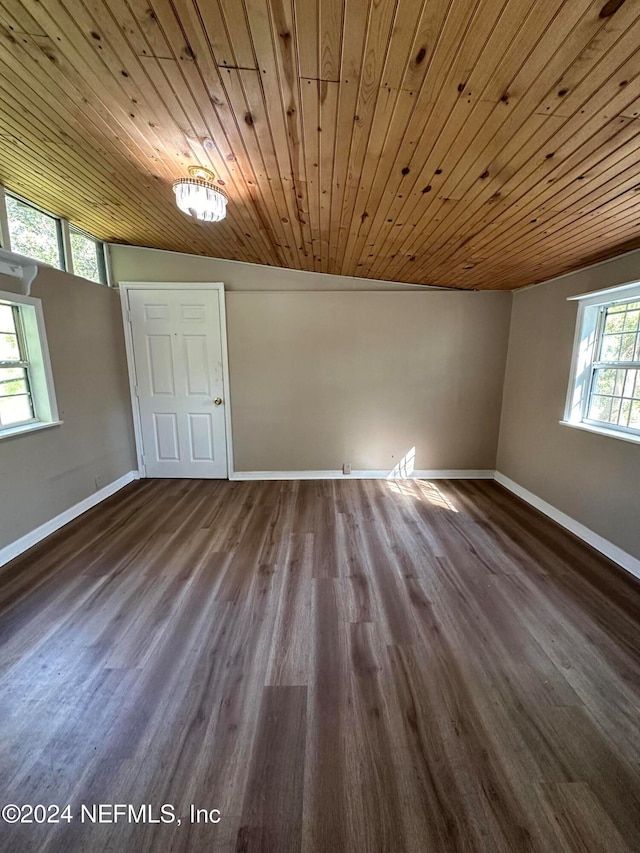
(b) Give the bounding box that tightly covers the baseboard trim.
[494,472,640,580]
[4,467,637,581]
[230,469,495,481]
[0,470,140,568]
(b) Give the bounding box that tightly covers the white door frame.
[119,281,234,479]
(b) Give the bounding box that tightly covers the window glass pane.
[6,195,63,268]
[588,394,612,423]
[620,334,636,361]
[600,334,622,361]
[0,393,33,426]
[593,368,615,395]
[0,371,29,396]
[0,304,16,333]
[588,367,640,429]
[620,399,632,427]
[610,398,622,424]
[0,366,24,381]
[623,370,637,398]
[0,332,20,361]
[604,311,625,333]
[70,229,105,283]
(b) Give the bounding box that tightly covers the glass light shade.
[173,179,228,222]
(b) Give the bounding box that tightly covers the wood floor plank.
[534,781,631,853]
[265,533,313,687]
[236,686,307,852]
[302,577,349,853]
[0,478,638,852]
[345,622,405,851]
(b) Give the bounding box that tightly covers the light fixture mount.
[173,165,228,222]
[187,165,216,181]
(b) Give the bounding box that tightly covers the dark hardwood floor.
[1,478,639,852]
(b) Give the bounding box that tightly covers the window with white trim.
[0,291,60,438]
[0,302,35,427]
[565,282,640,442]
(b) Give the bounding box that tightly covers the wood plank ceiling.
[1,0,640,290]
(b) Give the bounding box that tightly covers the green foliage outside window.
[6,195,63,268]
[4,194,107,284]
[70,229,104,284]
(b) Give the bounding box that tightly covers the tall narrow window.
[70,227,107,284]
[565,282,640,442]
[5,194,64,269]
[0,303,35,427]
[0,291,59,438]
[586,299,640,431]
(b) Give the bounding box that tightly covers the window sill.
[0,419,63,441]
[559,420,640,446]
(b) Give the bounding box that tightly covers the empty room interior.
[1,0,640,851]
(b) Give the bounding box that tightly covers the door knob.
[214,397,223,406]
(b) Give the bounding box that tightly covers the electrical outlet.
[343,462,352,475]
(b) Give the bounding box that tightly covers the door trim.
[119,281,234,479]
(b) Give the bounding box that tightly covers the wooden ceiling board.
[1,0,640,290]
[385,0,640,284]
[360,0,606,281]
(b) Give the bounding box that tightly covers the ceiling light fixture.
[173,166,228,222]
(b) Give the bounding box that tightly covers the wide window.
[0,291,60,439]
[2,189,109,285]
[564,282,640,442]
[5,194,64,269]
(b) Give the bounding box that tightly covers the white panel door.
[128,288,228,478]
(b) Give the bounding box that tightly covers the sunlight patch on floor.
[415,480,458,512]
[385,450,458,512]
